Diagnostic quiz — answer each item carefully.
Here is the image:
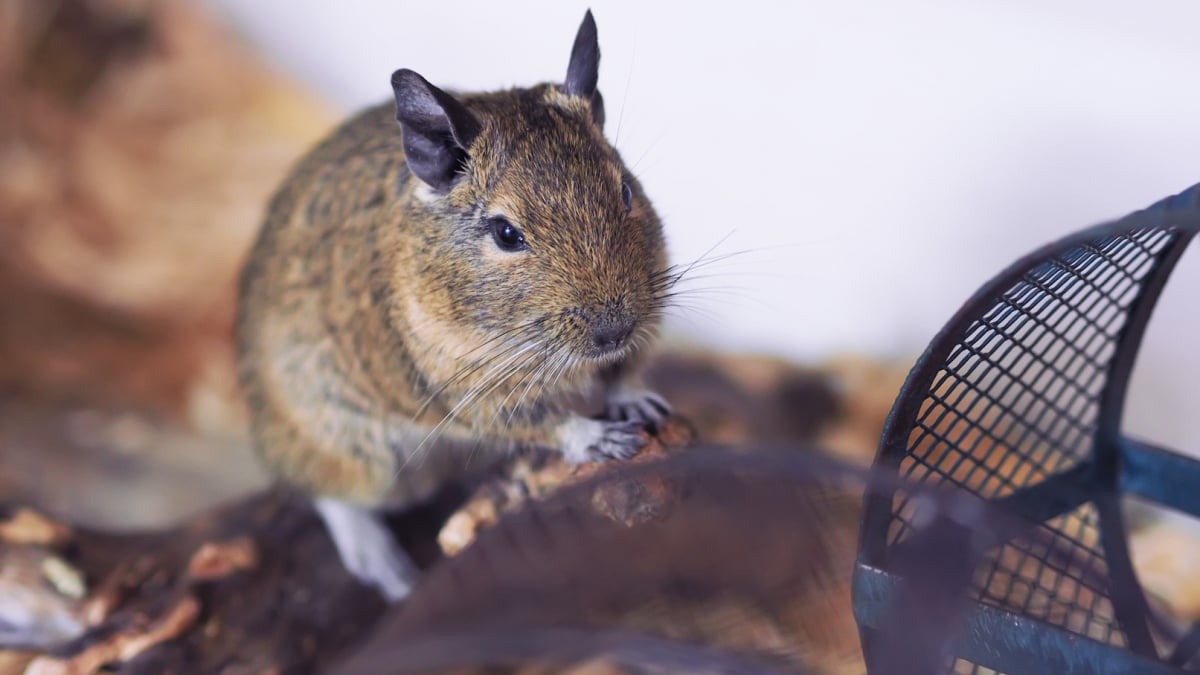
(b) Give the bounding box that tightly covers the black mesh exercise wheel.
[853,184,1200,674]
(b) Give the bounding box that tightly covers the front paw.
[559,417,647,465]
[605,386,672,431]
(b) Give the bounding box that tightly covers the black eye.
[488,216,527,252]
[621,181,634,213]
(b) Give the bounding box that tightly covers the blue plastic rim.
[853,184,1200,674]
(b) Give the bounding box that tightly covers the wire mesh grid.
[882,227,1180,671]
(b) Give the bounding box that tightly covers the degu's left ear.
[391,68,483,193]
[563,9,605,128]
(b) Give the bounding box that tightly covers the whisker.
[663,229,737,277]
[399,340,544,473]
[614,38,635,148]
[407,317,547,423]
[504,345,565,430]
[493,345,555,432]
[663,267,803,284]
[657,289,765,310]
[466,343,554,468]
[544,348,575,402]
[659,284,758,297]
[657,306,719,330]
[629,127,668,172]
[468,343,572,465]
[647,238,819,292]
[414,349,543,469]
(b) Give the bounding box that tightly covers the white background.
[203,0,1200,451]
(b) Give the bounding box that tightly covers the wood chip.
[39,556,86,600]
[25,594,200,675]
[185,537,259,581]
[0,509,71,547]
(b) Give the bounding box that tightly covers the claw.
[605,386,673,432]
[559,417,647,465]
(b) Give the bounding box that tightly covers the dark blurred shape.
[19,0,154,104]
[335,446,1095,675]
[644,352,846,448]
[335,447,860,674]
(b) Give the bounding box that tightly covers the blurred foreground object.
[0,422,866,674]
[341,446,865,675]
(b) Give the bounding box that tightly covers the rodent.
[234,10,672,601]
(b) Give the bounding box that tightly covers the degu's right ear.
[391,68,482,193]
[563,9,605,128]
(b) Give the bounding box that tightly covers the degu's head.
[389,11,668,374]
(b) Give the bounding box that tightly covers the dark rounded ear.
[391,68,483,192]
[564,9,600,101]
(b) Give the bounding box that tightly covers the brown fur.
[235,76,668,508]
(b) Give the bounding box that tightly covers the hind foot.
[313,496,419,602]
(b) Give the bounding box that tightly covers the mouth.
[583,340,633,365]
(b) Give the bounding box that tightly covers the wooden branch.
[3,489,389,673]
[0,420,687,672]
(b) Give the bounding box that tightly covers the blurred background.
[2,0,1198,525]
